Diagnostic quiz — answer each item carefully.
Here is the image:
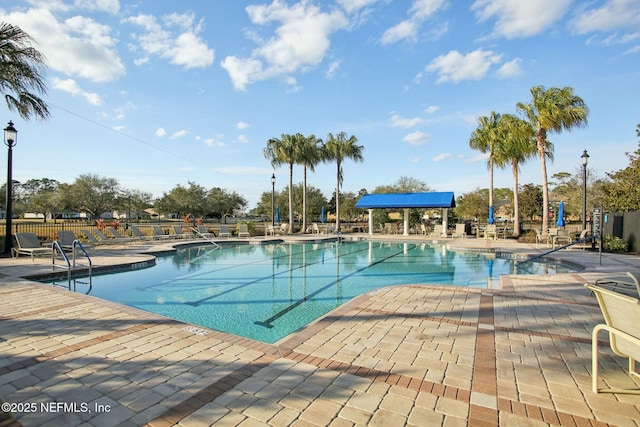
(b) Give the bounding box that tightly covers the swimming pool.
[48,241,575,343]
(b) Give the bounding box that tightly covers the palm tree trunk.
[511,160,520,237]
[288,163,294,234]
[302,164,307,234]
[538,141,549,237]
[489,159,494,222]
[335,161,341,232]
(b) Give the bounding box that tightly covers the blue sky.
[1,0,639,209]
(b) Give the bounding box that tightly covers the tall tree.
[296,133,323,234]
[469,111,501,223]
[493,114,537,236]
[517,86,589,236]
[65,174,121,218]
[0,22,50,120]
[323,132,364,232]
[263,134,298,233]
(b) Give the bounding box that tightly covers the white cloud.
[326,60,341,78]
[237,134,249,144]
[390,113,423,128]
[411,156,421,163]
[221,1,348,91]
[3,8,125,82]
[74,0,120,14]
[381,0,447,44]
[495,58,523,78]
[124,12,214,69]
[335,0,380,14]
[402,131,429,146]
[204,138,224,147]
[571,0,640,34]
[170,130,189,139]
[236,122,250,130]
[52,77,102,105]
[381,20,417,44]
[433,152,452,162]
[472,0,572,39]
[425,49,503,83]
[425,105,440,114]
[155,128,166,137]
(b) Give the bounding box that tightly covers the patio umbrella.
[275,206,280,223]
[556,201,565,227]
[488,205,495,224]
[320,207,326,223]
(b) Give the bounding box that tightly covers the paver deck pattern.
[1,234,639,426]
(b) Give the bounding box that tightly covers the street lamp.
[581,149,589,232]
[3,121,17,256]
[271,173,276,227]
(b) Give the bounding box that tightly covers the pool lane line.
[132,242,334,291]
[178,241,379,307]
[254,244,419,328]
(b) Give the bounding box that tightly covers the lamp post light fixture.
[3,121,17,256]
[271,173,276,227]
[581,149,589,232]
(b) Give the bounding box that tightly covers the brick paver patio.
[1,236,639,426]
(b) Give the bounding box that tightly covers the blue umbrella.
[320,207,326,223]
[275,206,280,223]
[556,201,565,227]
[488,205,495,224]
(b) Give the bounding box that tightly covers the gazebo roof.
[355,192,456,209]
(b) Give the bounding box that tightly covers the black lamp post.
[581,149,589,232]
[3,121,17,256]
[271,173,276,227]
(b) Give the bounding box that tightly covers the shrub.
[602,234,628,253]
[518,229,537,243]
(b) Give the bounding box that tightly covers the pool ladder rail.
[51,240,93,292]
[190,227,220,249]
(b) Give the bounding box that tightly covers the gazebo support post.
[403,209,409,236]
[442,208,449,237]
[368,209,373,236]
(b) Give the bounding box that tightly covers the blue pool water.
[49,241,574,343]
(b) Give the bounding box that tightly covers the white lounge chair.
[13,232,51,260]
[429,224,444,237]
[57,230,94,251]
[171,225,191,239]
[237,224,250,238]
[105,227,136,244]
[195,225,216,239]
[151,225,172,240]
[219,225,232,237]
[585,282,640,394]
[130,225,155,241]
[452,224,467,238]
[591,272,640,298]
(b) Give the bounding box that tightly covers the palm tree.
[323,132,364,233]
[263,134,298,233]
[469,111,501,223]
[517,86,589,236]
[493,114,538,237]
[296,133,323,234]
[0,22,50,120]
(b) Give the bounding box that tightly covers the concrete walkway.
[1,235,640,426]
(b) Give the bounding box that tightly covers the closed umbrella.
[556,201,565,227]
[488,205,495,224]
[320,207,326,223]
[275,206,280,223]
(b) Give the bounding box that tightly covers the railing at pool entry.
[51,240,93,291]
[516,234,600,267]
[190,227,220,249]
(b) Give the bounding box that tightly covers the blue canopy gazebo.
[355,192,456,236]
